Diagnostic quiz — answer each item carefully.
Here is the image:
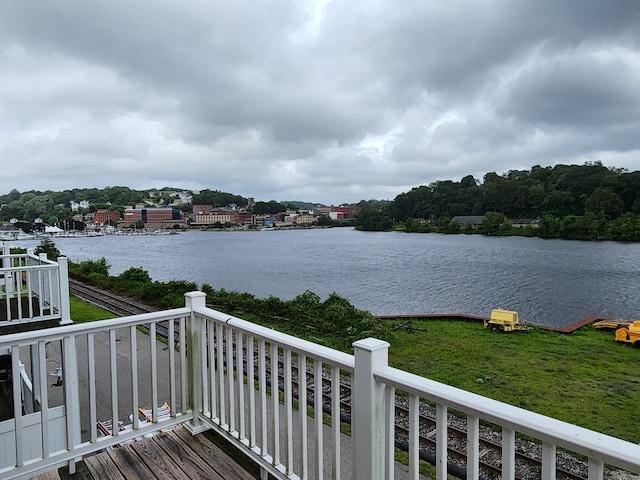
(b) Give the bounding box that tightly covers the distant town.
[0,188,363,239]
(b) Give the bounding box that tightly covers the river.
[13,228,640,328]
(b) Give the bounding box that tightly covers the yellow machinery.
[593,319,632,330]
[615,321,640,345]
[484,309,531,332]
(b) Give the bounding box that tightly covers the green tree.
[69,257,111,277]
[118,267,152,283]
[481,212,509,235]
[252,201,286,214]
[584,187,624,218]
[34,238,61,260]
[606,212,640,241]
[316,215,336,226]
[354,210,393,231]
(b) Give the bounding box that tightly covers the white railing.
[1,291,639,480]
[0,244,71,326]
[0,306,193,479]
[189,292,354,480]
[368,347,640,480]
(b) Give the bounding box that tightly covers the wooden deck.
[32,426,258,480]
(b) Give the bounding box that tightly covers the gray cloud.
[1,0,640,204]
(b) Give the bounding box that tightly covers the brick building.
[94,209,121,225]
[123,208,184,228]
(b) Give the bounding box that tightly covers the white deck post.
[57,257,72,324]
[184,291,210,434]
[352,338,390,480]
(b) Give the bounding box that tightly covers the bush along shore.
[66,255,638,444]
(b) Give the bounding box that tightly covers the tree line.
[355,162,640,241]
[68,256,392,351]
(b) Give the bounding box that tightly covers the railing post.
[57,257,72,324]
[184,291,210,435]
[352,338,390,480]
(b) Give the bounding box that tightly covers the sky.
[1,1,640,205]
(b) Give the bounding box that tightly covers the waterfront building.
[94,209,120,225]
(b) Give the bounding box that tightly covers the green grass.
[69,295,117,323]
[386,318,640,443]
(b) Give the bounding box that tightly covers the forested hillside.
[355,162,640,241]
[387,162,636,221]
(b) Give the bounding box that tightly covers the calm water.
[15,228,640,327]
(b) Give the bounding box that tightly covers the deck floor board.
[31,426,256,480]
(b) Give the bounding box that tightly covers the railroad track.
[70,279,591,480]
[69,278,157,316]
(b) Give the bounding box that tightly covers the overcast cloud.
[1,1,639,204]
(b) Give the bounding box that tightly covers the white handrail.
[375,364,640,475]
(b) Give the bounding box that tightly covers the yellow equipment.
[484,309,531,332]
[593,319,632,330]
[614,321,640,346]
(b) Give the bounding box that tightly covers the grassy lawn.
[69,295,117,323]
[386,318,640,443]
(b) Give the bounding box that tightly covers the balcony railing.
[0,243,71,326]
[0,292,639,479]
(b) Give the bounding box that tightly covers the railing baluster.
[169,319,176,417]
[179,317,187,415]
[207,319,216,419]
[150,323,158,422]
[408,393,419,480]
[299,354,308,480]
[258,339,267,455]
[271,342,280,467]
[502,426,516,479]
[466,414,480,480]
[130,326,139,430]
[248,335,256,448]
[16,269,23,320]
[37,269,44,317]
[199,317,209,418]
[12,345,23,467]
[4,281,10,321]
[237,329,245,440]
[435,403,447,480]
[588,457,604,480]
[227,326,236,434]
[26,268,33,318]
[541,441,556,480]
[284,348,293,475]
[385,385,395,480]
[47,268,54,316]
[37,341,49,459]
[109,329,119,437]
[314,359,323,480]
[88,333,97,443]
[217,322,226,427]
[331,365,340,480]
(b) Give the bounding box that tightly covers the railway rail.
[69,279,596,480]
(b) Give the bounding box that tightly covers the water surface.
[18,228,640,328]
